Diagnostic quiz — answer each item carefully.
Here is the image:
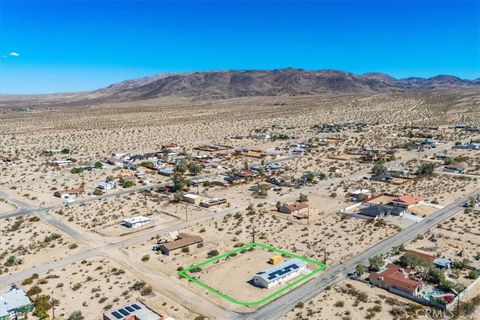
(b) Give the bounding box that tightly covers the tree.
[172,172,186,191]
[68,311,85,320]
[276,201,282,211]
[187,162,202,176]
[305,172,315,183]
[439,278,455,291]
[256,185,268,197]
[423,266,444,284]
[399,252,427,268]
[355,264,368,276]
[372,163,387,175]
[173,191,184,202]
[94,161,103,169]
[417,162,435,176]
[257,167,265,177]
[121,179,134,188]
[467,270,479,280]
[175,160,187,174]
[70,167,84,174]
[61,148,70,154]
[298,193,308,203]
[368,255,384,272]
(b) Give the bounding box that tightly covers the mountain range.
[94,68,479,101]
[1,69,479,108]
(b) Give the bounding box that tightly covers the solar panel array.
[109,303,142,319]
[266,263,300,280]
[255,258,308,283]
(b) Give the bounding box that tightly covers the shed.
[183,193,202,205]
[269,255,283,265]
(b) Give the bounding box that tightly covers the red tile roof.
[393,195,423,206]
[370,263,422,294]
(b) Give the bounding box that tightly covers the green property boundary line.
[177,242,327,307]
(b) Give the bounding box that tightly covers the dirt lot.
[0,215,84,274]
[6,257,189,319]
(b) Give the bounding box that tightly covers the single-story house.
[388,167,410,178]
[253,258,307,289]
[159,167,175,176]
[360,204,405,218]
[422,138,438,146]
[369,263,424,296]
[97,181,116,191]
[200,198,227,208]
[53,187,85,198]
[122,216,150,228]
[183,194,202,205]
[157,233,203,255]
[0,286,34,319]
[52,159,72,166]
[279,203,309,218]
[444,165,466,174]
[391,195,423,208]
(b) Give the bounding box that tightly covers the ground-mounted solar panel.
[119,308,130,316]
[132,304,141,310]
[111,311,123,319]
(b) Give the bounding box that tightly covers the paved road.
[243,189,478,320]
[0,140,472,319]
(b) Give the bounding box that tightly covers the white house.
[96,181,117,192]
[253,258,307,289]
[52,159,72,166]
[0,286,34,318]
[122,216,151,228]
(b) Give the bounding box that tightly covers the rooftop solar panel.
[119,309,130,316]
[125,306,134,312]
[132,304,141,310]
[111,311,123,319]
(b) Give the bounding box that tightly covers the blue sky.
[0,1,479,94]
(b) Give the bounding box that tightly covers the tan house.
[183,193,202,205]
[53,187,85,198]
[279,203,309,218]
[158,233,203,255]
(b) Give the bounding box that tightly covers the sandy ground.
[1,92,480,318]
[0,215,85,274]
[0,198,16,214]
[3,257,190,319]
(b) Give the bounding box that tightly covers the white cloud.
[9,51,20,57]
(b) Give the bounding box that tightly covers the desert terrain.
[1,87,480,319]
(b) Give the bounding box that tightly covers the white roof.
[123,216,150,224]
[184,193,201,200]
[0,287,32,317]
[351,189,370,195]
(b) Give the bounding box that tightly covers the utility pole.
[51,297,55,320]
[251,226,256,243]
[185,203,188,222]
[321,247,328,264]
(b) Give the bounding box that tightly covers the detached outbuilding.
[279,203,309,218]
[157,233,203,255]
